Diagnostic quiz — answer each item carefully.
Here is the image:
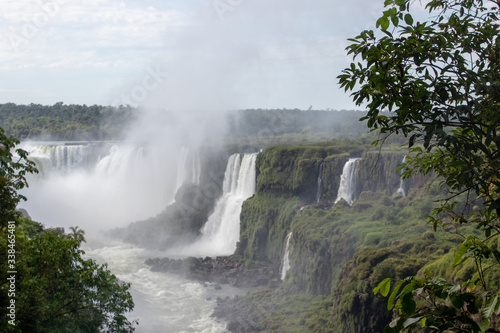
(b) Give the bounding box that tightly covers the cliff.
[218,142,465,332]
[109,146,229,249]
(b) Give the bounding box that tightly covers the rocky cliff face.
[220,143,450,332]
[110,147,229,249]
[237,145,414,282]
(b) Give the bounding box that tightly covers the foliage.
[225,109,369,142]
[0,128,38,228]
[0,127,135,332]
[374,271,494,332]
[0,218,136,332]
[339,0,500,330]
[0,103,136,140]
[13,227,135,332]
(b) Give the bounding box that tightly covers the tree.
[339,0,500,331]
[69,226,86,243]
[15,229,135,332]
[0,127,38,228]
[0,127,136,332]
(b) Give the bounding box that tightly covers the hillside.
[136,141,499,332]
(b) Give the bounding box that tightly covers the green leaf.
[388,280,405,310]
[374,278,392,297]
[454,243,468,266]
[404,13,413,25]
[400,291,416,315]
[377,16,390,31]
[449,294,464,309]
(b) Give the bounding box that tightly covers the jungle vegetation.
[0,127,136,332]
[339,0,500,330]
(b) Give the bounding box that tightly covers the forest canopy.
[0,103,136,141]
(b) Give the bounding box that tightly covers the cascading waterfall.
[172,147,201,202]
[280,232,292,280]
[334,158,361,206]
[179,153,257,256]
[18,142,178,230]
[174,147,190,195]
[316,163,323,204]
[19,142,101,174]
[191,150,201,185]
[395,155,408,197]
[18,141,246,332]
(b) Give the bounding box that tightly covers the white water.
[280,232,292,280]
[83,235,242,333]
[18,142,202,230]
[176,153,257,257]
[395,155,407,197]
[18,142,180,230]
[316,163,323,204]
[334,158,361,206]
[17,142,253,332]
[173,147,202,202]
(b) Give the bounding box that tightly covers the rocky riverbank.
[145,255,281,289]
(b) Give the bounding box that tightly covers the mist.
[9,2,389,332]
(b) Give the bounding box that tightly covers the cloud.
[0,0,187,69]
[0,0,387,109]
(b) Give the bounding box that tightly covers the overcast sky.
[0,0,387,110]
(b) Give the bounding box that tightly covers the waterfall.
[174,147,190,195]
[316,163,323,204]
[171,147,202,203]
[334,158,361,206]
[18,142,179,230]
[19,142,102,174]
[280,232,292,280]
[396,155,408,197]
[181,153,257,256]
[191,150,201,185]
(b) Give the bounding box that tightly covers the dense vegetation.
[0,128,136,332]
[339,0,500,330]
[0,103,136,140]
[220,143,499,332]
[225,109,368,144]
[0,103,368,143]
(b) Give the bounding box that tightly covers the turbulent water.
[280,232,292,280]
[395,155,408,197]
[17,142,254,332]
[83,236,233,332]
[174,153,257,257]
[19,142,180,229]
[334,158,361,206]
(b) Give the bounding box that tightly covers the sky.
[0,0,388,111]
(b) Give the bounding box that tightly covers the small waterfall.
[316,163,323,204]
[174,147,190,195]
[280,232,292,280]
[187,153,257,256]
[191,150,201,185]
[172,148,202,202]
[395,155,408,197]
[334,158,361,206]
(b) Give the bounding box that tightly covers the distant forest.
[0,103,368,141]
[0,103,136,141]
[226,109,368,142]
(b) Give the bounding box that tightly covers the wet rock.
[144,255,280,289]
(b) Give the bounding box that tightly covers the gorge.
[17,135,472,332]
